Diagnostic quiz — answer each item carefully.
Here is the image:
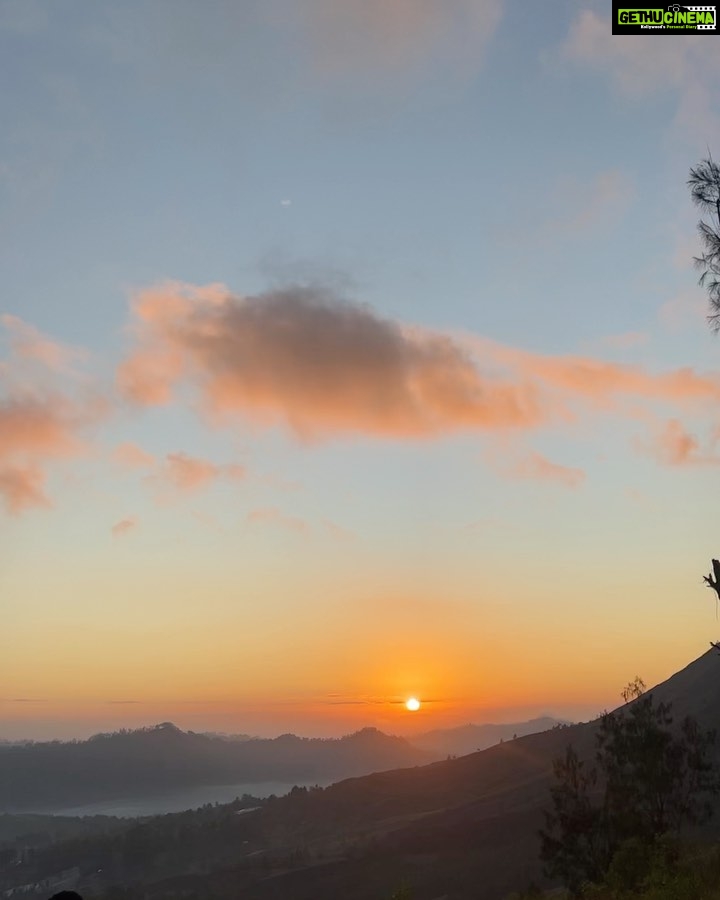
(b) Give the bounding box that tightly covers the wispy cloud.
[157,452,245,493]
[640,419,720,467]
[321,519,355,541]
[0,394,101,514]
[560,11,716,97]
[507,452,585,489]
[1,315,85,372]
[0,316,104,514]
[112,441,156,468]
[247,506,309,534]
[111,516,138,538]
[0,464,50,514]
[559,11,720,147]
[274,0,504,82]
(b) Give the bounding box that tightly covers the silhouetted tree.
[702,559,720,651]
[704,558,720,600]
[688,155,720,328]
[540,682,719,894]
[620,676,645,704]
[540,746,609,894]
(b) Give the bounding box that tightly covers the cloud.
[553,170,635,234]
[559,11,720,147]
[155,451,246,493]
[508,452,585,489]
[247,507,309,534]
[642,419,720,467]
[112,441,156,468]
[0,317,104,515]
[1,315,84,371]
[111,517,138,538]
[0,395,85,460]
[0,464,50,514]
[321,519,355,541]
[465,336,720,412]
[117,281,720,454]
[274,0,504,80]
[118,282,551,439]
[0,394,99,514]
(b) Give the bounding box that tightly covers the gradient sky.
[2,0,720,741]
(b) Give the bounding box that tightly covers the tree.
[688,155,720,329]
[598,695,717,843]
[540,682,719,894]
[540,746,609,894]
[702,558,720,652]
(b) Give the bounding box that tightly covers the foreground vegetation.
[513,840,720,900]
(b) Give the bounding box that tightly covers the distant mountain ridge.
[410,716,571,757]
[0,723,432,812]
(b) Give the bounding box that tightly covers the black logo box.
[612,3,718,34]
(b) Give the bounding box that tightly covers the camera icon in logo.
[667,3,689,10]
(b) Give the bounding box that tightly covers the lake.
[31,780,329,819]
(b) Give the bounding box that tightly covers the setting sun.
[405,697,421,712]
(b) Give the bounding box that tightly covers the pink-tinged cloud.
[118,282,720,446]
[1,314,84,371]
[478,339,720,409]
[276,0,503,79]
[321,519,355,541]
[118,283,551,438]
[657,420,698,465]
[0,396,84,460]
[643,419,720,468]
[248,506,309,534]
[0,316,105,514]
[0,394,101,514]
[510,452,585,489]
[112,441,156,468]
[158,452,246,492]
[111,517,138,538]
[0,464,50,514]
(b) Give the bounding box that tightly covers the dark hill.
[0,723,432,812]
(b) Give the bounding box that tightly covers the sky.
[2,0,720,741]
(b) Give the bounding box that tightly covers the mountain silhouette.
[0,723,432,811]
